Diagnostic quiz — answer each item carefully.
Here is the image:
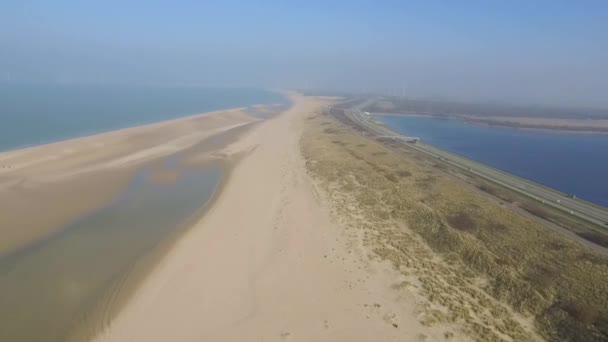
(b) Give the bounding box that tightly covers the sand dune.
[93,94,449,341]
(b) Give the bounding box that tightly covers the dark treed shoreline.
[376,112,608,134]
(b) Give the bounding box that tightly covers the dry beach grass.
[301,108,608,341]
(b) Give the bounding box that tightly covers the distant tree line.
[364,96,608,119]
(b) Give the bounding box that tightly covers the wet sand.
[94,94,447,341]
[0,107,261,257]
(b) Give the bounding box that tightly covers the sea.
[0,83,287,152]
[376,114,608,207]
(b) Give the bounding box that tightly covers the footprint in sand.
[417,333,428,341]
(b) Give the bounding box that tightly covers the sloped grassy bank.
[300,108,608,341]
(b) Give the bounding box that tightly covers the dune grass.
[300,109,608,341]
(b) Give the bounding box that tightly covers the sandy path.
[94,94,441,342]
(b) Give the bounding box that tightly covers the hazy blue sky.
[2,0,607,107]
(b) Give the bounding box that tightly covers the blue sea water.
[376,114,608,207]
[0,83,287,152]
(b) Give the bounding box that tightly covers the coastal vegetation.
[301,108,608,341]
[364,97,608,119]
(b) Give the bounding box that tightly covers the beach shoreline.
[0,106,248,155]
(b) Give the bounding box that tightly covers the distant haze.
[2,1,607,108]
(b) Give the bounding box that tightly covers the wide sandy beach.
[92,94,453,341]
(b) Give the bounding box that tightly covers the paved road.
[336,108,608,228]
